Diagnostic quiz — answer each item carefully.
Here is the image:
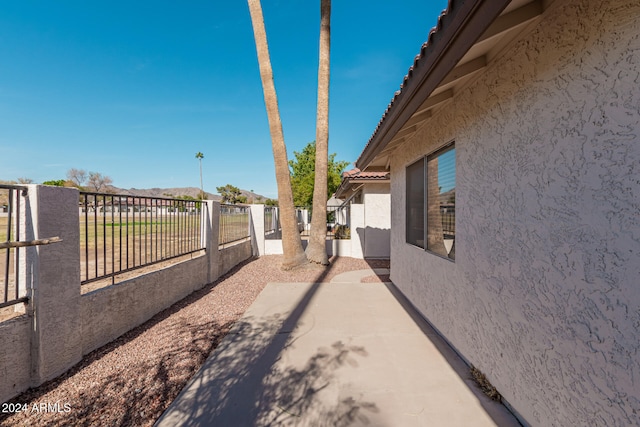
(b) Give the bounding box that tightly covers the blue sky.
[0,0,449,198]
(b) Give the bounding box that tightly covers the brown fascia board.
[347,179,390,184]
[355,0,511,170]
[334,176,390,199]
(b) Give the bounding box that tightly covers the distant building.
[334,168,390,258]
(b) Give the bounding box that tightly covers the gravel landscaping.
[0,255,389,427]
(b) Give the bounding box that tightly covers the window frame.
[405,157,425,249]
[404,141,455,261]
[426,142,455,260]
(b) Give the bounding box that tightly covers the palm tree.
[306,0,331,265]
[247,0,307,270]
[195,152,204,199]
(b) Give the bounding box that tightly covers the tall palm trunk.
[247,0,307,269]
[306,0,331,265]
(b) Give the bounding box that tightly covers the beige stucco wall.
[389,0,640,425]
[80,255,209,355]
[218,240,253,277]
[362,184,391,258]
[81,240,252,356]
[0,315,31,403]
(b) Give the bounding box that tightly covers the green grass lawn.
[219,213,250,244]
[80,214,204,282]
[80,215,202,249]
[2,210,251,283]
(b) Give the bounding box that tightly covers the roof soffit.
[356,0,513,169]
[356,0,547,170]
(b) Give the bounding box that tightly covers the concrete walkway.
[156,270,520,426]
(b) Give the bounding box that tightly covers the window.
[406,158,425,248]
[405,143,455,260]
[427,145,455,259]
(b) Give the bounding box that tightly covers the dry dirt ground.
[0,255,389,427]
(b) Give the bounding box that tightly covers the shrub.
[334,225,350,240]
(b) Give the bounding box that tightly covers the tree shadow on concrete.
[156,261,380,426]
[1,256,381,426]
[157,315,379,427]
[259,341,377,426]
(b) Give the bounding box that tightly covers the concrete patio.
[156,268,520,426]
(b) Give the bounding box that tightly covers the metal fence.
[80,192,205,285]
[0,185,28,309]
[327,205,351,239]
[440,204,455,238]
[219,204,250,246]
[263,207,306,240]
[264,206,279,239]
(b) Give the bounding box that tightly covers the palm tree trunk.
[247,0,307,269]
[306,0,331,265]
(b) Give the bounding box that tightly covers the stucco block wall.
[0,316,31,403]
[362,184,390,258]
[389,0,640,425]
[325,239,352,257]
[80,255,209,355]
[218,240,253,277]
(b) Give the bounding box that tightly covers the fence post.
[249,204,265,257]
[350,204,365,259]
[301,208,310,233]
[21,185,82,386]
[204,200,221,282]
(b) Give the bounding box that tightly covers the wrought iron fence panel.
[325,205,350,238]
[440,204,455,237]
[80,192,204,285]
[219,204,250,246]
[264,206,280,240]
[0,185,28,309]
[263,207,307,240]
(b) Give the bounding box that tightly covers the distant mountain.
[110,186,219,200]
[107,186,268,203]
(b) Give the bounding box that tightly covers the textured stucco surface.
[81,255,209,355]
[218,240,252,277]
[0,316,31,404]
[389,0,640,425]
[362,184,391,258]
[28,186,83,385]
[81,240,251,355]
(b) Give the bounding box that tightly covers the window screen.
[426,145,455,259]
[406,158,425,248]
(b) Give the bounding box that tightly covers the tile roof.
[359,2,454,162]
[355,0,511,169]
[342,168,390,180]
[334,168,390,201]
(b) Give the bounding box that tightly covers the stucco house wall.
[362,184,391,258]
[389,0,640,425]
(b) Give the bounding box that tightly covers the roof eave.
[355,0,511,170]
[334,176,390,200]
